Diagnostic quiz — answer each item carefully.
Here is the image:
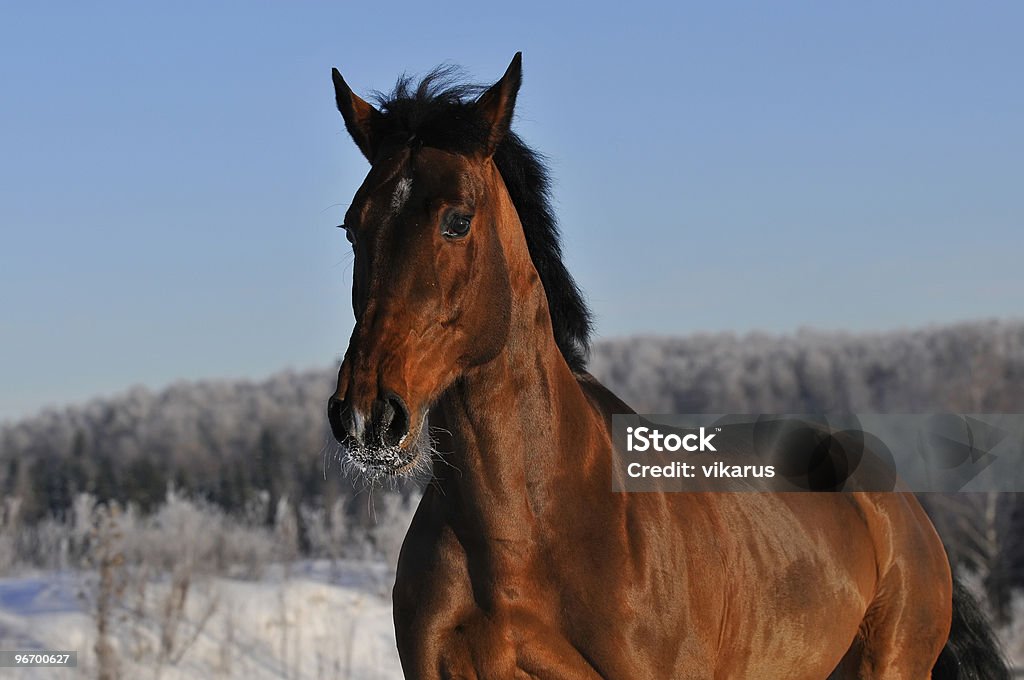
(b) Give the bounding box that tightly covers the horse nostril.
[327,396,349,444]
[375,392,410,447]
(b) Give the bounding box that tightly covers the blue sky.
[1,1,1021,420]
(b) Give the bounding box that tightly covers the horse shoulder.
[393,487,478,677]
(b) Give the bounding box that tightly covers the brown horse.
[326,54,1008,679]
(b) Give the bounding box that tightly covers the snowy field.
[0,561,402,680]
[4,564,1024,678]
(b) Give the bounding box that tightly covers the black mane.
[371,67,593,372]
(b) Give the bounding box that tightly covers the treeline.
[587,318,1024,413]
[3,318,1023,515]
[0,371,345,525]
[2,318,1024,613]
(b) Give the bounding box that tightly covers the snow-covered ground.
[0,561,403,680]
[3,563,1023,679]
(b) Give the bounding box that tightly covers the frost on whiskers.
[326,416,437,489]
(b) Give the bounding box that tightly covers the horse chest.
[395,523,656,679]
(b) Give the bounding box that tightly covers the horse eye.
[443,214,472,239]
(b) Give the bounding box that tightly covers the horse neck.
[434,281,607,542]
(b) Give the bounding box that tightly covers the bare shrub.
[80,500,127,680]
[0,497,22,572]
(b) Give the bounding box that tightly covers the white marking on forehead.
[390,177,412,214]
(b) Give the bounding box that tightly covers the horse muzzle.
[328,392,426,479]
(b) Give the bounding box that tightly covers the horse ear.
[475,52,523,156]
[332,68,384,162]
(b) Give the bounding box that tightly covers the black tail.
[932,576,1011,680]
